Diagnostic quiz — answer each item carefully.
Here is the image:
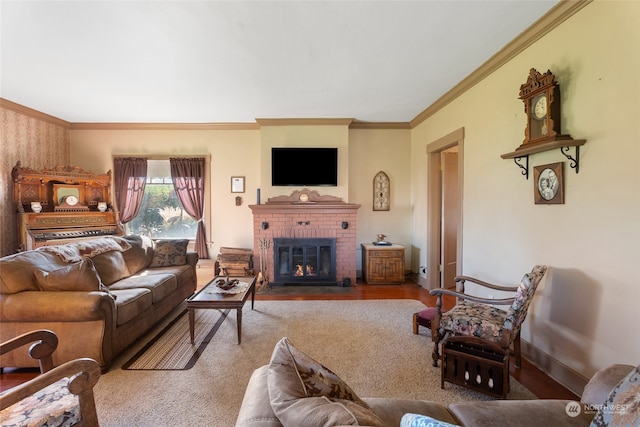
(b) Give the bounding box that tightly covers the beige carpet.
[94,299,535,427]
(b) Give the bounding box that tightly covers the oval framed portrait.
[533,162,564,205]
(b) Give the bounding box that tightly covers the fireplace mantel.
[250,190,360,286]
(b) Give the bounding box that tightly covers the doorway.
[426,128,464,290]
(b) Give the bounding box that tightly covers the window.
[125,160,198,239]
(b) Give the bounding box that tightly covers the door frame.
[426,128,464,289]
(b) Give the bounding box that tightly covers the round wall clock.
[373,171,390,211]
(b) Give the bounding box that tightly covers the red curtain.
[113,157,148,225]
[170,157,209,259]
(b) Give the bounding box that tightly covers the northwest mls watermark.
[565,401,632,417]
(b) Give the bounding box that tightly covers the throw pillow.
[590,364,640,427]
[267,337,384,427]
[33,258,114,298]
[150,239,189,267]
[401,413,461,427]
[91,250,131,286]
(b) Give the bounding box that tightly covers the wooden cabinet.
[361,243,405,284]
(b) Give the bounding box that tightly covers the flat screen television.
[271,147,338,186]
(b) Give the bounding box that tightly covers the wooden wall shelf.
[501,137,586,179]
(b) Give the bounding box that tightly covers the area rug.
[122,309,229,370]
[94,299,535,427]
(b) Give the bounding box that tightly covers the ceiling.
[0,1,560,124]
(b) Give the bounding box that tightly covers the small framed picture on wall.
[534,162,564,205]
[231,176,245,193]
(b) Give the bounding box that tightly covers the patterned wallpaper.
[0,105,70,256]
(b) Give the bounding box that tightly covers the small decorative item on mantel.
[374,234,392,246]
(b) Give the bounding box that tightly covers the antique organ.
[12,162,124,251]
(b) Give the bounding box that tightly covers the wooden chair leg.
[412,313,418,334]
[514,333,521,368]
[431,329,441,367]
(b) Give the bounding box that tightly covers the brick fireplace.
[249,190,360,286]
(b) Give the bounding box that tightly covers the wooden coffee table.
[187,275,256,344]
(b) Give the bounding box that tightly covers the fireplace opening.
[273,238,337,285]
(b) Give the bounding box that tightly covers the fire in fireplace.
[273,238,337,285]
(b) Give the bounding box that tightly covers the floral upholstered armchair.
[0,330,101,427]
[429,265,548,368]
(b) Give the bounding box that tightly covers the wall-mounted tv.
[271,147,338,186]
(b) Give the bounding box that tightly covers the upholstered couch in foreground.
[236,337,637,427]
[0,235,197,371]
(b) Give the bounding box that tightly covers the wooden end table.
[186,275,256,344]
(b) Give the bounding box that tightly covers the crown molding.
[255,118,354,127]
[349,121,411,130]
[70,122,260,131]
[410,0,593,128]
[0,98,71,128]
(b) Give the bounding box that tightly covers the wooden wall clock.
[519,68,562,146]
[373,171,390,211]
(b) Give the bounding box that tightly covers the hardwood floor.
[0,267,579,401]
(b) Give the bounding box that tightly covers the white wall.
[411,0,640,388]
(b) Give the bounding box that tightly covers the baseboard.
[522,339,590,397]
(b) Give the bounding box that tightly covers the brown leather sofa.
[0,235,197,371]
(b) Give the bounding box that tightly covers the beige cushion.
[35,258,97,291]
[120,234,154,274]
[150,239,189,267]
[33,258,116,299]
[92,250,131,285]
[267,337,384,427]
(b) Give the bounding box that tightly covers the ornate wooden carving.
[265,189,345,204]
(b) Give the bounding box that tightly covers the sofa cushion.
[39,237,131,263]
[267,337,384,427]
[33,258,114,299]
[0,251,65,294]
[150,239,189,267]
[92,250,131,285]
[109,273,177,303]
[120,235,155,275]
[364,399,459,427]
[400,413,460,427]
[110,288,153,325]
[590,364,640,427]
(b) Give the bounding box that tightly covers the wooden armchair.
[429,265,548,368]
[0,330,101,427]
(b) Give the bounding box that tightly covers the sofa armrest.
[235,365,283,427]
[449,400,594,427]
[0,291,116,324]
[581,364,635,405]
[187,252,198,267]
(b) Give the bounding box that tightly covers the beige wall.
[70,129,261,255]
[349,128,412,270]
[411,0,639,389]
[69,125,413,264]
[0,106,70,256]
[258,123,350,201]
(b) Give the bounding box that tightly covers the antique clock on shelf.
[373,171,390,211]
[519,68,562,145]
